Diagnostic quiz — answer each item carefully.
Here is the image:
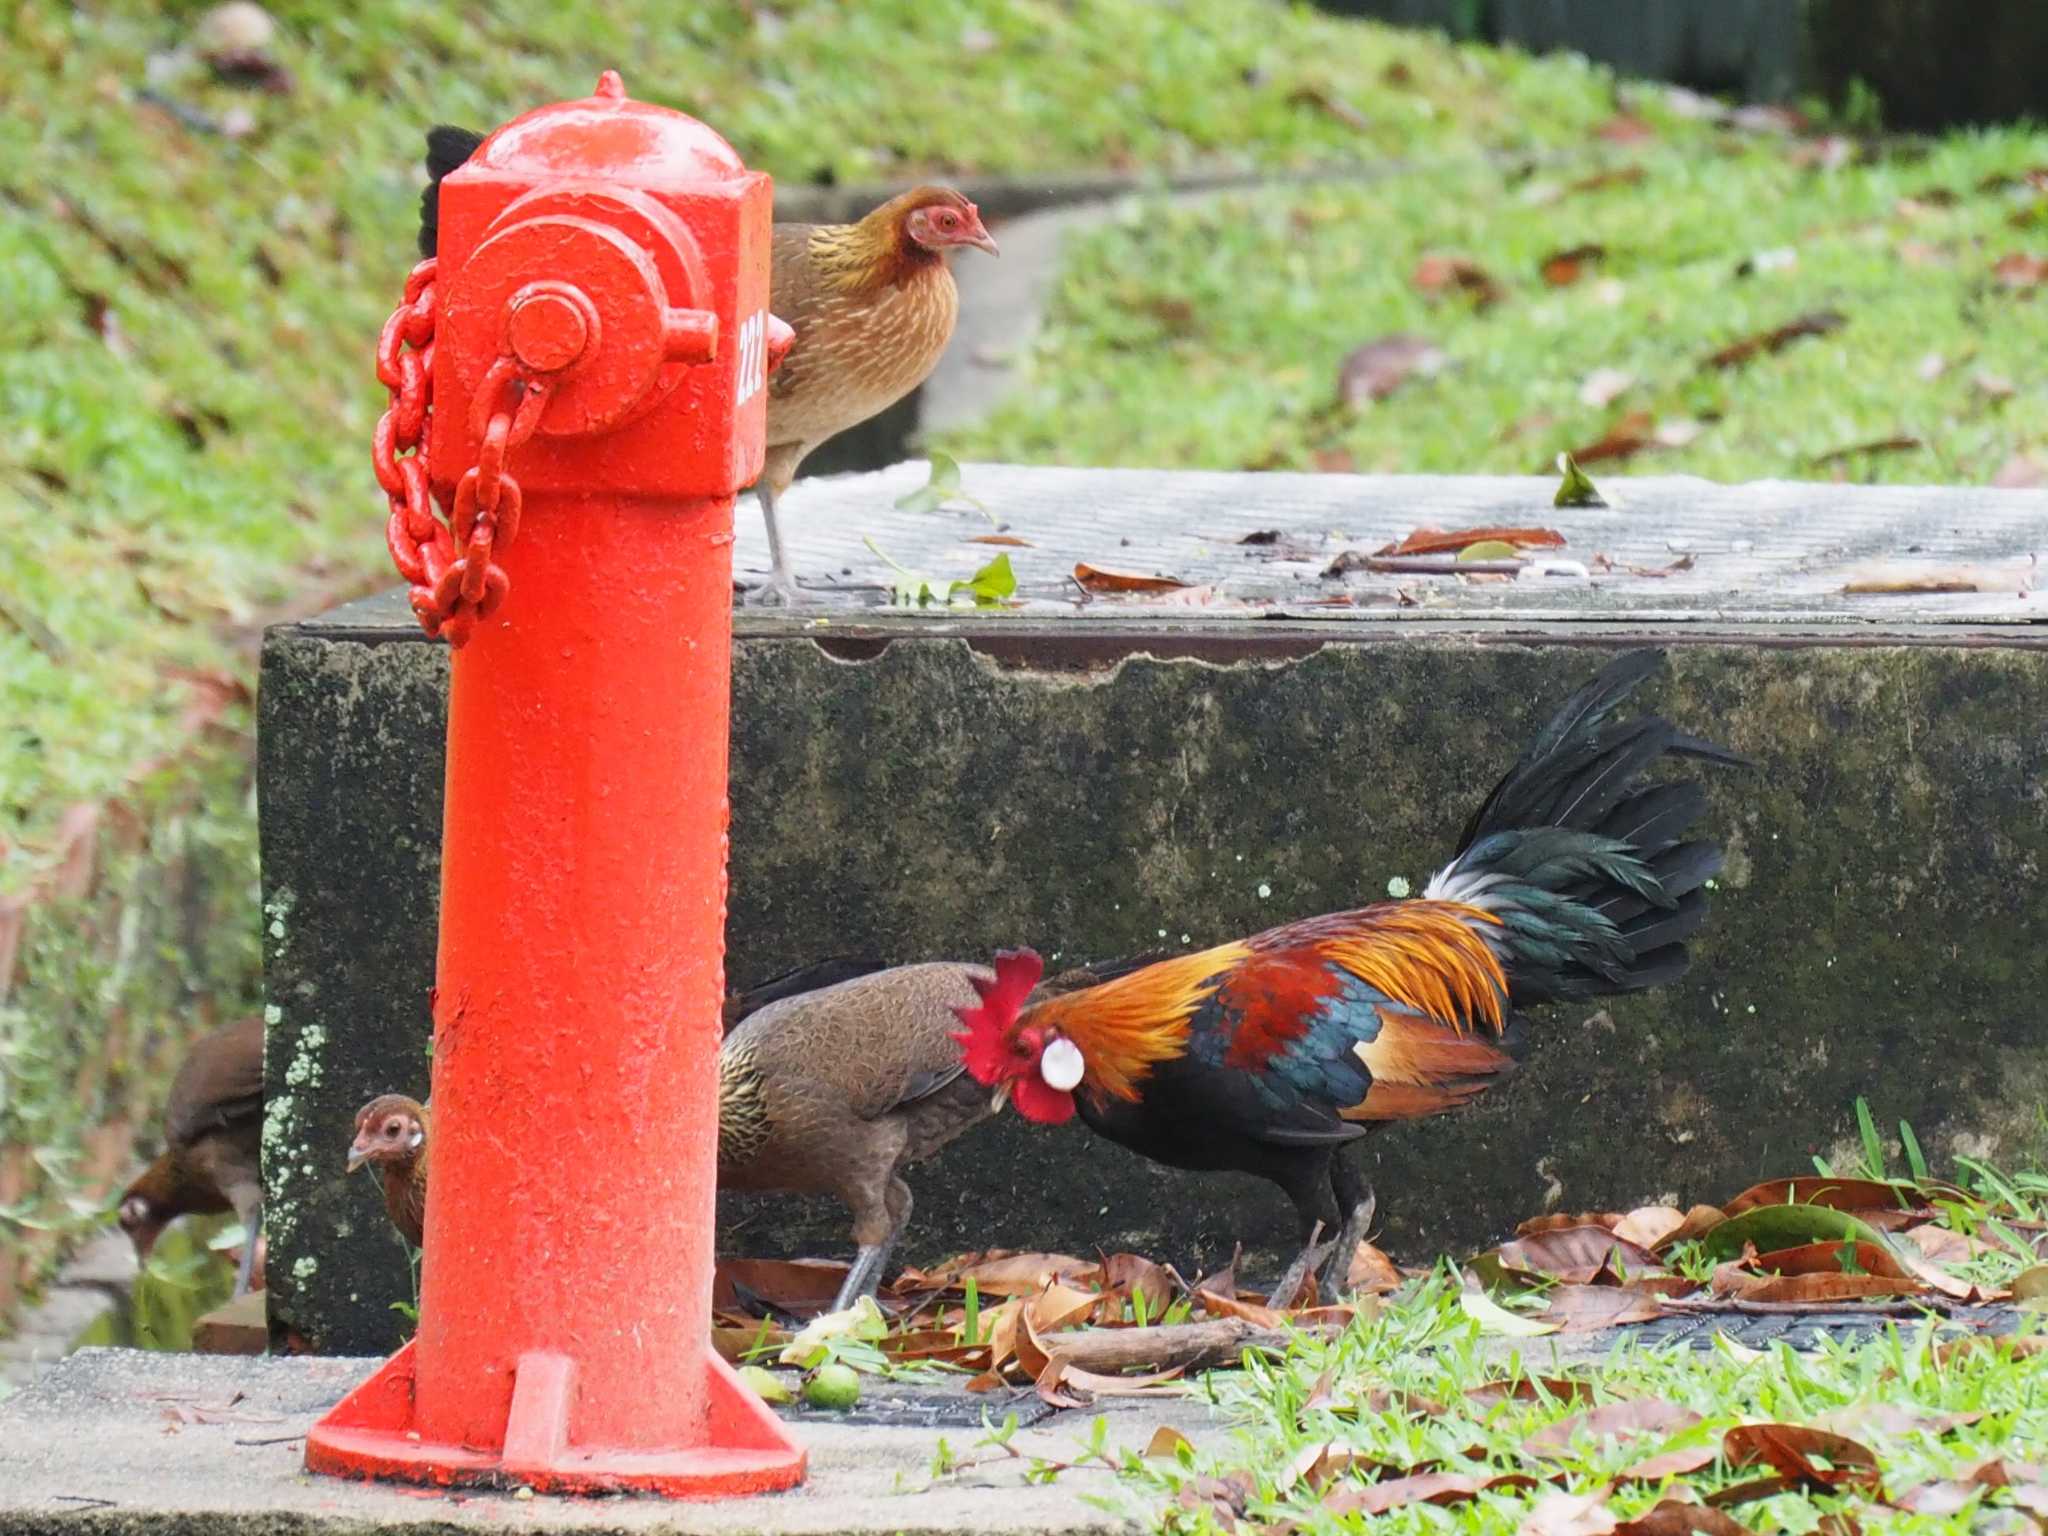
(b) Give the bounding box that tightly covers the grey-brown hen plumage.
[118,1015,265,1294]
[719,956,1141,1311]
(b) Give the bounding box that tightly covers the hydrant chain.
[375,263,554,648]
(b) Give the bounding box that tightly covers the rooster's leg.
[1268,1221,1334,1313]
[831,1177,912,1313]
[1269,1164,1343,1310]
[1316,1152,1378,1298]
[748,483,805,606]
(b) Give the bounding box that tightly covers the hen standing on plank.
[417,126,997,605]
[955,651,1744,1299]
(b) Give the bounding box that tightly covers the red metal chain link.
[373,260,554,648]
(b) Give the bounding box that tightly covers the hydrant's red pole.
[307,74,803,1497]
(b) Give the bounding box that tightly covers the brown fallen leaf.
[715,1256,850,1313]
[1568,165,1648,197]
[1312,447,1358,474]
[1589,554,1695,580]
[1992,452,2047,488]
[1579,368,1636,409]
[1028,1281,1107,1333]
[1620,1445,1722,1482]
[1042,1359,1186,1403]
[1194,1287,1289,1329]
[1145,1425,1193,1459]
[1810,1404,1984,1441]
[1345,1240,1405,1296]
[1902,1225,2005,1264]
[1413,253,1505,308]
[1543,1283,1665,1332]
[1073,563,1189,595]
[965,533,1033,547]
[1275,1441,1398,1494]
[1702,311,1846,369]
[1173,1472,1254,1528]
[1571,411,1657,466]
[1892,1480,1983,1516]
[1328,1470,1539,1516]
[896,1250,1101,1296]
[1843,563,2034,597]
[1381,525,1566,557]
[1597,114,1655,144]
[1524,1399,1702,1456]
[1542,244,1607,287]
[1994,253,2048,289]
[1747,1239,1914,1280]
[1617,1497,1756,1536]
[1707,1476,1800,1508]
[1722,1423,1880,1493]
[1735,1271,1922,1304]
[1466,1376,1596,1409]
[1103,1252,1179,1316]
[1338,333,1447,405]
[1722,1177,1942,1217]
[1518,1212,1627,1237]
[1493,1224,1663,1285]
[1521,1487,1618,1536]
[1809,434,1922,468]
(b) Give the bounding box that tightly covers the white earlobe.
[1039,1036,1085,1092]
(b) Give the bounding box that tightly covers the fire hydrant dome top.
[476,70,749,184]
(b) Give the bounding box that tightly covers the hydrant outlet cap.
[474,72,749,184]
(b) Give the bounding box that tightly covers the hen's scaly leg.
[748,481,805,607]
[232,1201,263,1296]
[832,1178,912,1314]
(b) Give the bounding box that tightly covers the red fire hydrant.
[306,73,805,1497]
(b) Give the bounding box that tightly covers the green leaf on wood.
[1553,451,1612,508]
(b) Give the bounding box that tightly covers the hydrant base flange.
[305,1342,807,1497]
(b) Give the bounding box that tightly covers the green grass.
[1129,1285,2047,1536]
[947,128,2048,485]
[0,0,1690,894]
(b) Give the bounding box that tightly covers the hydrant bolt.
[663,307,719,366]
[505,282,598,374]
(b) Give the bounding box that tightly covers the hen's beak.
[346,1142,371,1174]
[968,227,1000,258]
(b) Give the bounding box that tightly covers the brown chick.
[347,1094,429,1248]
[719,956,1145,1312]
[416,128,998,606]
[118,1014,265,1294]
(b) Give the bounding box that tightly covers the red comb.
[952,947,1044,1084]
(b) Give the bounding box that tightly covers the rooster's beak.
[989,1080,1013,1113]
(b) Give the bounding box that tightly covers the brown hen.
[348,1094,429,1248]
[719,955,1144,1312]
[118,1015,265,1294]
[417,128,997,605]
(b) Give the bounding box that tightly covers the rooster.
[418,126,997,605]
[118,1015,265,1294]
[954,651,1743,1297]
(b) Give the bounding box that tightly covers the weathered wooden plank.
[749,465,2045,623]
